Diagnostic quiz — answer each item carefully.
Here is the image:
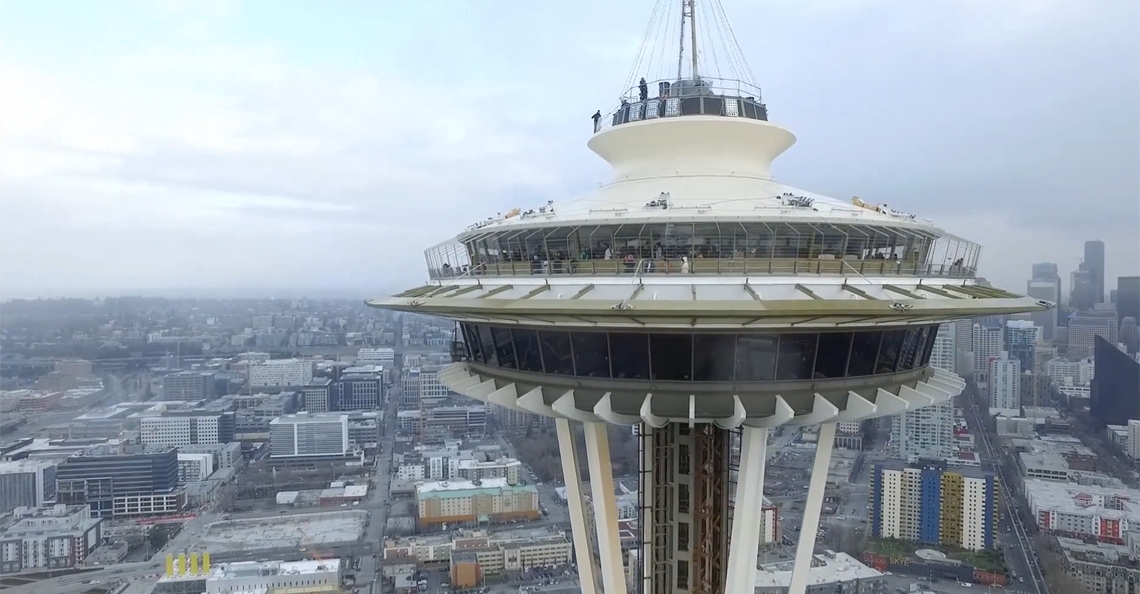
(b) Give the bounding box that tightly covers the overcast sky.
[1,0,1137,300]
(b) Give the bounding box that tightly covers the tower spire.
[676,0,700,80]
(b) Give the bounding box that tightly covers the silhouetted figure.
[639,78,648,101]
[592,110,602,132]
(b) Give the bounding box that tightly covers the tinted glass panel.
[462,323,481,362]
[814,332,852,379]
[572,332,611,378]
[538,331,575,375]
[776,333,818,381]
[848,331,881,376]
[513,329,544,373]
[735,334,778,381]
[650,334,693,381]
[921,324,939,367]
[609,333,650,380]
[492,327,517,369]
[899,327,927,371]
[478,325,498,366]
[693,334,736,382]
[876,329,906,374]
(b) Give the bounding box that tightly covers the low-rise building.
[416,478,539,526]
[1025,480,1140,543]
[0,505,103,574]
[1055,536,1140,594]
[753,550,885,594]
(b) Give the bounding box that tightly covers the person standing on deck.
[592,110,602,132]
[638,77,648,101]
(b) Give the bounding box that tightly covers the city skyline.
[2,0,1138,298]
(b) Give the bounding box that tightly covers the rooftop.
[753,550,882,588]
[1024,479,1140,522]
[416,477,537,498]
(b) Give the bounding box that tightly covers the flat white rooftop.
[417,477,510,494]
[753,551,882,588]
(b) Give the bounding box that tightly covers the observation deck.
[600,77,768,132]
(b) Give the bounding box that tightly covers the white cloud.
[0,0,1136,297]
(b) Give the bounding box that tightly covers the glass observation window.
[538,330,574,375]
[609,332,650,380]
[734,334,779,382]
[458,323,940,384]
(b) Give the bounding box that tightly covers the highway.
[963,394,1047,594]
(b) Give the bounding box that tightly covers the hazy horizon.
[2,0,1138,297]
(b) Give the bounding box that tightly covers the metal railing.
[597,76,768,133]
[428,257,977,279]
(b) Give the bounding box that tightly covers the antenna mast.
[677,0,700,79]
[688,0,699,78]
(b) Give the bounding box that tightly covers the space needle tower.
[369,1,1051,592]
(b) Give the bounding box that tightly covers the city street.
[963,395,1046,594]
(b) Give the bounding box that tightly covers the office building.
[163,372,216,401]
[1004,320,1038,375]
[177,453,215,483]
[336,372,382,411]
[55,446,181,518]
[1091,336,1140,425]
[753,551,885,594]
[973,321,1004,384]
[268,413,350,459]
[1119,277,1140,326]
[248,359,313,388]
[1069,311,1119,360]
[0,460,57,514]
[401,367,452,409]
[140,413,235,447]
[989,351,1021,415]
[301,378,333,413]
[1033,262,1066,328]
[1027,279,1061,341]
[0,504,103,574]
[1120,317,1139,355]
[1072,266,1098,312]
[870,460,999,551]
[416,478,540,526]
[357,348,395,367]
[179,442,243,471]
[397,406,488,436]
[1085,240,1106,306]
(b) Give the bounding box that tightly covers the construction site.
[191,510,367,553]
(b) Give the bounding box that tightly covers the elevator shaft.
[639,423,732,594]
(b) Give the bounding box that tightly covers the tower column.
[725,426,768,593]
[556,418,599,594]
[583,421,629,594]
[788,422,837,594]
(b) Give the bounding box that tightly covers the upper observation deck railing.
[597,77,768,133]
[426,257,977,280]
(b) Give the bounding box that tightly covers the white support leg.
[583,421,628,594]
[725,426,769,593]
[556,419,598,594]
[788,423,837,594]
